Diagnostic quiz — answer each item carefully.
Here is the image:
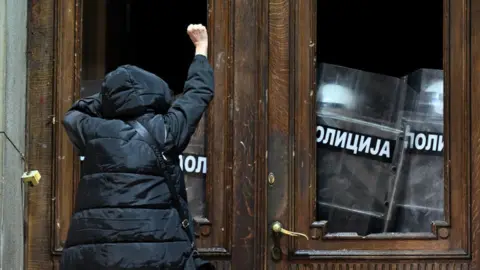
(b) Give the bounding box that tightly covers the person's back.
[60,24,215,270]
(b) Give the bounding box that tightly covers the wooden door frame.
[48,0,235,257]
[27,0,480,269]
[26,0,268,269]
[265,0,480,268]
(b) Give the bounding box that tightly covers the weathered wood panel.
[26,0,55,268]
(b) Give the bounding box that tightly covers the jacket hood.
[100,65,174,119]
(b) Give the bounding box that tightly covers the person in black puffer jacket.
[60,24,215,270]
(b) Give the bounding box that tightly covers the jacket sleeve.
[62,94,103,155]
[163,55,214,154]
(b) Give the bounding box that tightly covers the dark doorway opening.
[82,0,207,96]
[317,1,443,77]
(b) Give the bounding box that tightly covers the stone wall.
[0,0,28,268]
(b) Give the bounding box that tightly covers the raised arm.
[62,93,102,155]
[163,24,214,154]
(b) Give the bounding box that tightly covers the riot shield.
[316,63,408,235]
[394,69,444,233]
[316,63,407,126]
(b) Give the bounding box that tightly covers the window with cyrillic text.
[315,1,443,235]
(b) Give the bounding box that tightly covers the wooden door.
[264,0,480,269]
[26,0,480,269]
[26,0,264,269]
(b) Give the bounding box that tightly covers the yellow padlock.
[22,170,41,186]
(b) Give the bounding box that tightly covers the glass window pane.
[315,1,444,235]
[80,0,208,218]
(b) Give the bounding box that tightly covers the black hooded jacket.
[60,55,214,269]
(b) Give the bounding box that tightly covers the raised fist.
[187,24,208,48]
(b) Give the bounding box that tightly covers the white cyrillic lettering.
[358,136,371,153]
[425,134,438,151]
[346,133,359,154]
[405,132,414,148]
[196,156,207,173]
[334,131,347,148]
[323,128,336,145]
[437,135,444,152]
[370,139,381,155]
[179,155,184,170]
[379,141,391,158]
[316,125,325,143]
[414,133,427,150]
[184,155,196,173]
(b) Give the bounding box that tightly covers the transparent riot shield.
[394,69,444,233]
[316,63,408,235]
[316,63,407,125]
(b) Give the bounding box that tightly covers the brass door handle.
[271,221,309,240]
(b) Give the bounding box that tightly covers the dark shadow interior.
[317,1,443,76]
[104,0,207,94]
